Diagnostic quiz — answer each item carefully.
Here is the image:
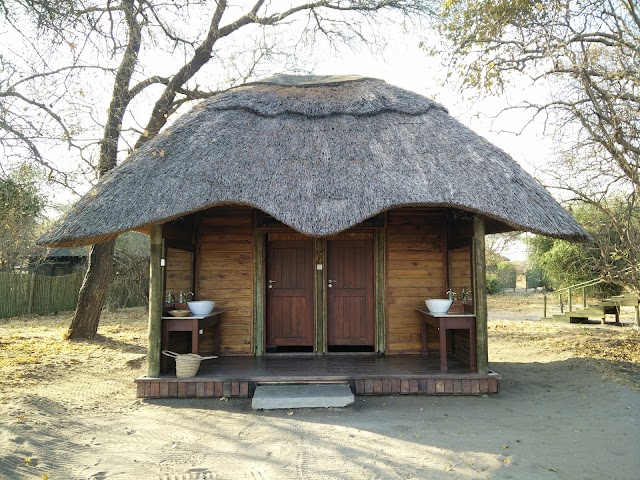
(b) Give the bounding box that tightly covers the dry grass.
[488,293,640,389]
[1,296,638,396]
[0,308,147,396]
[488,292,545,314]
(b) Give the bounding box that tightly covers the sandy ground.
[1,294,639,479]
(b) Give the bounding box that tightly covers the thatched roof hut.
[39,74,588,247]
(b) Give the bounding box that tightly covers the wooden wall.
[197,207,254,355]
[448,246,472,295]
[449,246,472,362]
[386,209,446,353]
[163,216,196,297]
[165,248,193,295]
[162,206,474,357]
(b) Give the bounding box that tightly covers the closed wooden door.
[327,239,374,347]
[266,239,314,347]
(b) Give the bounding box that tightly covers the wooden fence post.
[0,271,86,319]
[28,273,36,315]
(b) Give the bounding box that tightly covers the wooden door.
[266,239,314,348]
[327,239,374,348]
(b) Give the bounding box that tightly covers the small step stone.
[252,383,354,410]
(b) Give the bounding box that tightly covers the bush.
[527,221,624,297]
[486,273,500,295]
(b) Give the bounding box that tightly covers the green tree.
[528,235,594,290]
[0,164,46,271]
[527,200,633,294]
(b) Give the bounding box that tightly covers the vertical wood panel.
[165,248,193,295]
[386,209,446,353]
[448,247,472,294]
[198,207,254,354]
[0,272,84,318]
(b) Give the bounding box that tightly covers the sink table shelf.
[417,308,476,372]
[161,308,224,373]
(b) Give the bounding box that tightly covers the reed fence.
[0,272,84,318]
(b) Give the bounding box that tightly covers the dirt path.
[1,302,638,479]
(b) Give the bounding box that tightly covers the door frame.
[253,229,386,355]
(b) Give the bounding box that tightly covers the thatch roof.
[39,75,589,247]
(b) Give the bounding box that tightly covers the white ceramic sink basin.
[425,299,453,313]
[187,300,215,315]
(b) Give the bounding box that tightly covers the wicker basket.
[162,350,218,378]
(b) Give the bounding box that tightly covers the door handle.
[268,280,277,289]
[328,279,337,288]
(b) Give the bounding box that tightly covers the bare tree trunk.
[66,0,141,340]
[66,241,115,339]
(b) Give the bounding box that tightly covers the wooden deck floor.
[135,355,501,399]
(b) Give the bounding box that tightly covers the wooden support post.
[314,238,326,353]
[147,224,163,378]
[375,230,386,354]
[543,294,547,319]
[253,230,265,356]
[473,215,489,374]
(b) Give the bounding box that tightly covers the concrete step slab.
[252,383,354,410]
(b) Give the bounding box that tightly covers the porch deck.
[135,355,500,399]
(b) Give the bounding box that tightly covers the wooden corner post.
[147,223,163,378]
[473,215,489,373]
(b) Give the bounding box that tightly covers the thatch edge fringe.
[39,200,589,248]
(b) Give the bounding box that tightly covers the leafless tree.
[434,0,640,292]
[2,0,436,338]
